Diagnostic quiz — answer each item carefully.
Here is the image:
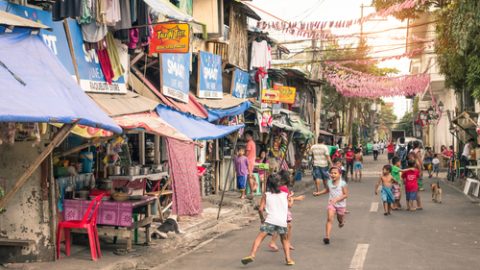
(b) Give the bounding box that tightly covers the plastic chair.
[56,193,104,261]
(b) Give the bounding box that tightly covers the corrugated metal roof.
[0,11,50,29]
[88,91,158,117]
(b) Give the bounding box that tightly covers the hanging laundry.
[106,33,125,81]
[79,0,94,24]
[105,0,121,26]
[96,0,108,24]
[53,0,82,21]
[114,0,133,29]
[137,0,151,44]
[97,48,114,84]
[250,39,270,70]
[81,20,108,43]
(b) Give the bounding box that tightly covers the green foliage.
[378,104,397,126]
[396,111,413,137]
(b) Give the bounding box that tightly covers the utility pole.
[312,37,323,142]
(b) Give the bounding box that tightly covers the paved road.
[158,154,480,270]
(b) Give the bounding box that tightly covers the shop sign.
[150,23,190,54]
[231,68,249,99]
[0,1,127,94]
[160,53,191,103]
[274,85,297,104]
[261,89,280,104]
[197,51,223,99]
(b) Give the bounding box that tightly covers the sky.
[249,0,411,118]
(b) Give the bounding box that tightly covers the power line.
[284,40,433,54]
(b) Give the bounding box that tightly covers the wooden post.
[154,135,161,165]
[217,134,238,220]
[0,124,75,209]
[62,20,81,85]
[139,131,146,166]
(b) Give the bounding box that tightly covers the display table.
[64,196,156,251]
[108,172,169,193]
[466,165,480,178]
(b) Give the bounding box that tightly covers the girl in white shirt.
[241,174,294,266]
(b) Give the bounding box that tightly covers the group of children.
[375,156,424,215]
[241,166,348,266]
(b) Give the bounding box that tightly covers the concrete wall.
[0,137,54,263]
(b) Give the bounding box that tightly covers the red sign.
[150,23,190,54]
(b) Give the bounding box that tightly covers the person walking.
[345,145,355,182]
[310,137,333,196]
[387,140,395,164]
[372,142,379,161]
[245,130,258,196]
[353,149,364,182]
[461,138,475,177]
[396,137,408,169]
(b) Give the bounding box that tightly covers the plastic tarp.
[144,0,193,22]
[114,112,191,142]
[206,101,252,122]
[0,32,122,133]
[156,105,244,140]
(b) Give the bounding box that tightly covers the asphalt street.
[158,153,480,270]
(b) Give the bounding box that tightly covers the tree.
[372,0,450,20]
[396,112,414,137]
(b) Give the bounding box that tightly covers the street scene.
[1,0,480,270]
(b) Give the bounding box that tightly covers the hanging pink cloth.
[166,138,202,216]
[96,49,114,84]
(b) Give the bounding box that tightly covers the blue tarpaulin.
[0,32,122,133]
[206,101,252,122]
[156,105,244,140]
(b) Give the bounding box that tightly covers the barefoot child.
[391,157,403,209]
[402,160,420,211]
[316,166,348,245]
[242,174,295,266]
[353,149,363,182]
[234,146,249,199]
[375,165,395,215]
[432,154,440,178]
[268,170,305,252]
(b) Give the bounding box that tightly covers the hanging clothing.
[105,0,122,26]
[114,0,133,29]
[81,21,108,43]
[250,40,270,70]
[53,0,82,21]
[137,0,150,44]
[166,138,202,216]
[96,0,108,24]
[106,33,125,81]
[79,0,94,24]
[97,48,114,84]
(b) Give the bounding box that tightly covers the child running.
[316,166,348,245]
[402,160,420,211]
[353,149,363,182]
[234,146,249,199]
[375,165,395,215]
[391,156,403,210]
[268,170,305,252]
[241,174,294,266]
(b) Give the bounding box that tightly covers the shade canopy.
[0,32,122,133]
[0,10,50,29]
[114,112,191,142]
[156,105,244,140]
[144,0,193,22]
[88,91,159,117]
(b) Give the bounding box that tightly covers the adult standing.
[245,130,258,195]
[372,142,379,161]
[396,137,408,169]
[387,140,395,164]
[461,138,475,177]
[310,137,333,196]
[345,144,355,182]
[380,141,385,154]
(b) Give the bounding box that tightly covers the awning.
[272,109,314,140]
[88,91,158,117]
[156,105,244,140]
[114,112,191,142]
[198,94,252,122]
[0,32,121,134]
[0,10,50,30]
[144,0,193,22]
[231,1,261,21]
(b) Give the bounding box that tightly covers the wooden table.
[64,196,156,251]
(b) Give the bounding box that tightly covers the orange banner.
[150,23,190,54]
[274,85,296,104]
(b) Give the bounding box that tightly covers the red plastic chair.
[56,193,104,261]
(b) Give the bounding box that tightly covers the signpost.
[160,53,191,103]
[197,51,223,99]
[150,23,190,54]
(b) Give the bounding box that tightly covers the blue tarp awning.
[206,101,251,122]
[156,105,244,140]
[0,32,122,133]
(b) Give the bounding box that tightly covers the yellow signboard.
[150,23,190,54]
[274,85,296,104]
[261,89,280,104]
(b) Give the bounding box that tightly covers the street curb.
[441,179,480,203]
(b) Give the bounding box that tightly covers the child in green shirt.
[391,157,403,210]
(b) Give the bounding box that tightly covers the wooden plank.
[63,20,80,84]
[0,124,75,209]
[0,239,34,246]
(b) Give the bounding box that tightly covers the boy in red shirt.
[345,145,355,182]
[402,159,420,211]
